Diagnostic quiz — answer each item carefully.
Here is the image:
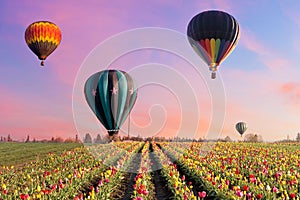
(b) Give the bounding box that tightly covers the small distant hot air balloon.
[25,21,62,66]
[236,122,247,137]
[187,10,240,79]
[84,70,137,138]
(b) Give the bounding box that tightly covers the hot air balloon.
[236,122,247,137]
[25,21,62,66]
[187,10,240,79]
[84,70,137,138]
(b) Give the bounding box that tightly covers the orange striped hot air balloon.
[25,21,62,66]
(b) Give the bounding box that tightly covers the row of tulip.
[66,142,142,199]
[79,142,144,200]
[132,142,155,200]
[160,142,300,199]
[152,142,200,200]
[0,142,140,199]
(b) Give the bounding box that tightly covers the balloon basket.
[211,72,216,79]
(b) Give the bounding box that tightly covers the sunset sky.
[1,0,300,142]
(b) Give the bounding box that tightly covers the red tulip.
[243,185,249,191]
[20,194,29,200]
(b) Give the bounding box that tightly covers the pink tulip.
[246,192,252,199]
[198,191,206,198]
[236,190,243,197]
[272,186,278,193]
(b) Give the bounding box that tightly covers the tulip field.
[0,142,299,200]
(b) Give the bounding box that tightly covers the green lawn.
[0,142,82,167]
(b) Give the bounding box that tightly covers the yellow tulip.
[37,185,41,192]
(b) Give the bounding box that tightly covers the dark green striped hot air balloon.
[236,122,247,137]
[84,70,137,138]
[187,10,240,79]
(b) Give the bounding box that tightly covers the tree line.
[1,132,300,143]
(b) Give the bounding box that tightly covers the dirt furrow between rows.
[111,144,144,200]
[155,143,217,199]
[149,143,174,200]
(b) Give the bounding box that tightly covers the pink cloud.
[239,27,292,71]
[282,7,300,56]
[194,0,250,18]
[262,58,292,70]
[221,97,290,141]
[219,62,300,141]
[279,82,300,104]
[211,0,235,13]
[279,1,300,28]
[0,111,77,141]
[281,82,296,92]
[0,118,77,141]
[220,68,299,141]
[239,28,270,56]
[195,0,234,13]
[0,83,76,140]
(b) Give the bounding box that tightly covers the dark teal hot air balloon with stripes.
[84,70,137,137]
[236,122,247,137]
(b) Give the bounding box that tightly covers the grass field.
[0,142,82,166]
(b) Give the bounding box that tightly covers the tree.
[296,133,300,142]
[253,134,258,142]
[7,134,12,142]
[94,134,102,143]
[244,133,263,142]
[84,133,92,143]
[25,135,30,143]
[224,136,232,142]
[54,137,64,143]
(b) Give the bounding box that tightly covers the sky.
[1,0,300,142]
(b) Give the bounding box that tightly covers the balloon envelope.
[187,10,240,79]
[236,122,247,136]
[25,21,62,66]
[84,70,137,136]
